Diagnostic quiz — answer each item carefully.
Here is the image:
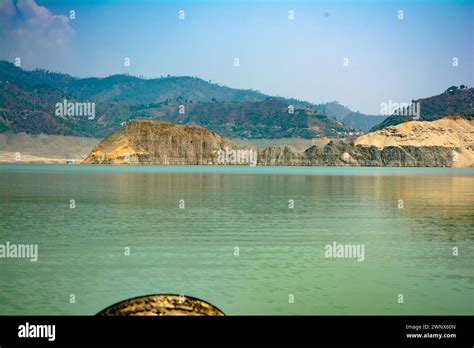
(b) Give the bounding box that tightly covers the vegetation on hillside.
[0,61,357,139]
[370,86,473,131]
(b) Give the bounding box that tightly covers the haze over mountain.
[2,0,470,116]
[318,102,388,131]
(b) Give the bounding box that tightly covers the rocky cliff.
[82,120,235,164]
[258,117,473,167]
[83,117,473,167]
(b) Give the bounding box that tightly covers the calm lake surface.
[0,164,473,315]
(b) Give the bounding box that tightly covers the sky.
[0,0,473,114]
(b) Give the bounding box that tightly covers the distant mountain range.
[0,61,472,139]
[316,102,388,131]
[0,61,365,138]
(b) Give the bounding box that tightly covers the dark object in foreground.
[96,294,225,316]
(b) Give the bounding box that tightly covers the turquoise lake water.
[0,164,473,315]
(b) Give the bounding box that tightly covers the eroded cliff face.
[255,142,457,167]
[83,117,473,167]
[257,117,473,167]
[257,146,302,166]
[82,120,236,164]
[301,142,457,167]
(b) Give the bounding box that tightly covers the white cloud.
[0,0,74,64]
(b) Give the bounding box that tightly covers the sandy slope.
[353,117,474,167]
[0,133,99,163]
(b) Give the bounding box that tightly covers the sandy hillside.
[353,117,474,167]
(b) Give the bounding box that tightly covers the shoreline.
[1,163,473,172]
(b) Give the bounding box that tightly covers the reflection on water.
[0,165,473,315]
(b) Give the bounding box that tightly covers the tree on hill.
[446,86,458,94]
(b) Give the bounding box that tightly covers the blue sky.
[1,0,472,114]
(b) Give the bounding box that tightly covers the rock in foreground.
[97,294,225,316]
